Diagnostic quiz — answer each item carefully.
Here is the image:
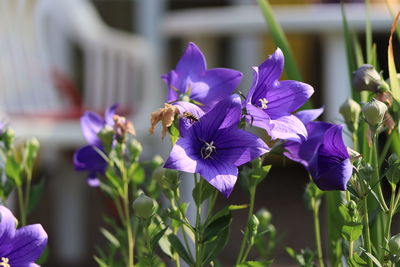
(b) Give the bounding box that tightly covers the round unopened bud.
[128,139,143,161]
[386,154,400,185]
[362,98,387,127]
[132,194,155,219]
[249,214,260,238]
[389,234,400,256]
[98,125,114,152]
[352,64,383,92]
[256,208,272,228]
[340,98,361,132]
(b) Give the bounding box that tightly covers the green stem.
[352,132,359,152]
[312,197,324,267]
[195,175,202,267]
[346,191,354,259]
[385,185,396,250]
[236,186,256,265]
[363,197,373,267]
[378,133,393,167]
[372,133,389,212]
[124,181,134,267]
[16,186,26,226]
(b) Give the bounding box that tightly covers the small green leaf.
[128,163,145,185]
[203,213,232,243]
[151,227,168,250]
[341,222,363,242]
[363,251,383,267]
[202,225,230,265]
[94,256,109,267]
[205,205,247,226]
[100,227,120,248]
[348,253,367,267]
[27,179,45,215]
[5,155,21,186]
[168,234,194,266]
[192,179,215,206]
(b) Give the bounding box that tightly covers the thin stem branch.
[312,197,324,267]
[17,186,26,226]
[363,197,373,267]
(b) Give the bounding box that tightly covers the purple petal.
[0,206,16,247]
[313,158,352,191]
[263,80,314,119]
[162,71,180,103]
[7,224,47,264]
[87,172,100,187]
[73,145,107,173]
[104,104,118,126]
[318,124,349,160]
[214,128,269,166]
[195,95,242,140]
[197,158,238,198]
[245,103,272,132]
[164,137,199,174]
[80,111,104,146]
[190,68,242,111]
[295,107,324,124]
[174,101,205,136]
[268,115,307,142]
[284,121,333,167]
[176,42,206,78]
[248,49,284,103]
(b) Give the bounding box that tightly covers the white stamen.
[0,257,10,267]
[259,98,268,109]
[200,141,216,159]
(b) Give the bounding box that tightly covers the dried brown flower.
[149,103,179,138]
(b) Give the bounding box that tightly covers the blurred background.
[0,0,397,266]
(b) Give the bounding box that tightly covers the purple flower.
[0,205,47,267]
[245,48,314,142]
[162,42,243,111]
[73,105,117,187]
[164,95,269,197]
[284,109,352,190]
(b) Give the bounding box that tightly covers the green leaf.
[94,256,109,267]
[348,253,367,267]
[27,179,45,215]
[100,227,120,248]
[128,163,145,185]
[192,179,215,206]
[5,155,21,186]
[167,234,194,266]
[205,204,247,226]
[202,224,230,265]
[363,251,383,267]
[235,260,273,267]
[250,165,271,186]
[388,12,400,102]
[203,212,232,243]
[151,227,168,250]
[341,222,363,242]
[105,168,124,197]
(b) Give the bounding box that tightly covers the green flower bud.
[3,128,14,150]
[386,154,400,185]
[128,139,142,162]
[352,64,383,92]
[389,234,400,256]
[256,208,272,228]
[339,98,361,132]
[98,125,114,153]
[249,214,260,232]
[362,98,387,127]
[132,194,155,219]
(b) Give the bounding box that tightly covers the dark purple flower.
[73,105,117,187]
[284,109,352,190]
[245,48,314,142]
[164,95,269,197]
[162,42,243,112]
[0,205,47,267]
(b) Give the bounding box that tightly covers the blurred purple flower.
[284,108,352,190]
[73,105,117,187]
[162,42,242,111]
[0,205,47,267]
[245,48,314,142]
[164,95,269,197]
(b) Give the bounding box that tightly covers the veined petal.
[295,107,324,124]
[176,42,206,78]
[164,137,199,173]
[313,158,352,191]
[249,48,284,103]
[197,158,238,198]
[284,121,333,167]
[174,101,205,136]
[319,124,349,160]
[162,70,181,103]
[190,68,242,111]
[73,145,107,173]
[194,95,242,141]
[80,111,104,146]
[268,115,307,142]
[264,80,314,119]
[7,224,47,265]
[104,104,118,126]
[0,206,16,246]
[214,128,269,166]
[245,104,272,132]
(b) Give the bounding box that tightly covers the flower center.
[0,257,10,267]
[258,98,268,109]
[200,141,216,159]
